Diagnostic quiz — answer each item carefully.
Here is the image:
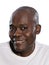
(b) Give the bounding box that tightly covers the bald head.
[10,6,39,25]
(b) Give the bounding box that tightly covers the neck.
[20,43,35,57]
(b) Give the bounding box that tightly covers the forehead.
[10,11,34,26]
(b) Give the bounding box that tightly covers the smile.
[13,40,25,44]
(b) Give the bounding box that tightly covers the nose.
[14,28,22,37]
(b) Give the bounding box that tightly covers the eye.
[10,25,16,32]
[20,26,28,31]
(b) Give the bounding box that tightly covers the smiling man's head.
[9,6,41,57]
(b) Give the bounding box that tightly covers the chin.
[13,44,26,52]
[9,40,27,53]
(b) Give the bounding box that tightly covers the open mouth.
[12,38,25,44]
[14,40,25,44]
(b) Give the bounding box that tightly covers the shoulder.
[36,41,49,57]
[0,41,9,47]
[36,41,49,50]
[0,41,10,57]
[36,42,49,62]
[0,41,10,51]
[36,42,49,64]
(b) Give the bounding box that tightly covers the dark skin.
[9,7,41,57]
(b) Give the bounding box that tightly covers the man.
[0,6,49,65]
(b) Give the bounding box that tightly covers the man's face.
[9,12,36,52]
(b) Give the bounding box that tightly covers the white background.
[0,0,49,45]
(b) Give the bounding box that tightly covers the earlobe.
[36,24,41,34]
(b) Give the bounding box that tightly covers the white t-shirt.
[0,41,49,65]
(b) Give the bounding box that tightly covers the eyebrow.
[9,24,28,28]
[9,24,16,28]
[10,24,14,26]
[10,24,28,26]
[20,24,28,26]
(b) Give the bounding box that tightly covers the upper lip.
[15,40,24,41]
[13,40,25,44]
[13,38,24,41]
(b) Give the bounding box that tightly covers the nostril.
[13,32,22,38]
[14,32,22,37]
[14,33,22,37]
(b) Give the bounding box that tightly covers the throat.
[20,43,35,57]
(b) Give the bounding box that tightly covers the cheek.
[9,31,14,39]
[25,31,32,38]
[26,32,31,37]
[25,31,36,44]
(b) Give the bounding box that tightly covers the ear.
[36,24,41,34]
